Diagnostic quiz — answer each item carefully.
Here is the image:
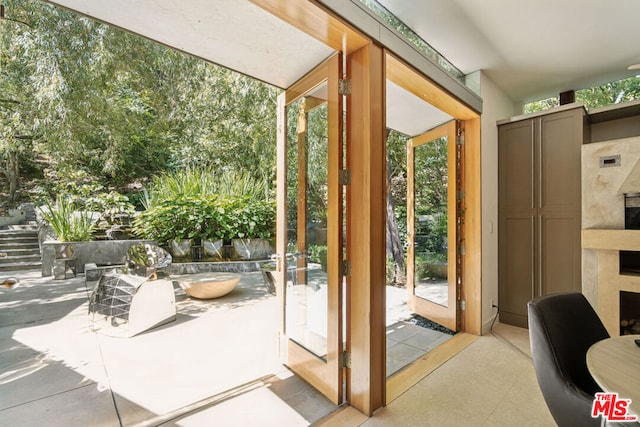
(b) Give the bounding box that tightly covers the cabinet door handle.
[537,120,543,210]
[530,123,535,211]
[537,215,543,296]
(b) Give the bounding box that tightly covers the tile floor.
[386,321,452,376]
[356,322,555,426]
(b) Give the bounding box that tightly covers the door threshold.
[386,332,477,403]
[313,404,368,427]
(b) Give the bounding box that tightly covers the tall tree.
[1,0,280,204]
[386,129,409,286]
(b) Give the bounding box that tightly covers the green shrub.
[142,168,268,209]
[132,195,275,245]
[415,252,448,280]
[308,244,328,271]
[85,191,136,224]
[39,195,95,242]
[133,197,213,245]
[225,197,275,240]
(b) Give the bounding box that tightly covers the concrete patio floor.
[0,269,340,426]
[0,266,458,426]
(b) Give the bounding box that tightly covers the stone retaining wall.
[41,239,155,276]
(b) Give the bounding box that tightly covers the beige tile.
[491,322,532,357]
[363,333,553,426]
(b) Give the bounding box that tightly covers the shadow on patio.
[0,270,337,426]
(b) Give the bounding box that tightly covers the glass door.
[275,53,343,404]
[407,121,459,331]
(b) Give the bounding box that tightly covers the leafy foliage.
[132,195,275,245]
[84,191,135,225]
[142,168,268,209]
[38,195,95,242]
[1,0,279,206]
[576,77,640,109]
[524,76,640,114]
[308,244,328,271]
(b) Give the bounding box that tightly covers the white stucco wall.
[479,72,515,333]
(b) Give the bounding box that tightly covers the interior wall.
[478,72,515,333]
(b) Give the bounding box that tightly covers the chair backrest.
[528,292,610,427]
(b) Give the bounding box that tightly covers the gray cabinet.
[498,106,586,328]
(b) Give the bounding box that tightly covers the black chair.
[528,292,609,427]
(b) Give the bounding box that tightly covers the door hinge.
[339,79,352,95]
[456,120,464,145]
[341,260,351,276]
[342,351,352,368]
[458,300,466,311]
[457,190,464,201]
[339,169,351,185]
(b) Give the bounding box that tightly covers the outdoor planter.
[170,239,224,262]
[203,239,224,261]
[56,243,76,259]
[41,239,155,277]
[231,238,273,260]
[52,243,77,279]
[169,239,193,262]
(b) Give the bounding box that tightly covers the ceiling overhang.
[44,0,479,136]
[46,0,336,89]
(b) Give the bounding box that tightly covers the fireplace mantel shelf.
[582,229,640,251]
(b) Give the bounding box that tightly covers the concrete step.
[0,242,40,250]
[0,228,38,235]
[0,241,39,249]
[1,224,38,232]
[0,261,41,272]
[0,248,41,257]
[0,227,41,272]
[0,232,39,238]
[0,254,41,264]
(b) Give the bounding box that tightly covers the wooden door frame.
[385,52,482,337]
[259,1,482,416]
[407,121,458,331]
[275,53,343,405]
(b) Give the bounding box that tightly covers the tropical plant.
[132,194,275,245]
[226,198,276,240]
[38,195,95,242]
[85,191,136,225]
[2,0,279,206]
[308,244,328,271]
[142,168,269,209]
[133,197,212,245]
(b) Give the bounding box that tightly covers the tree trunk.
[6,150,20,204]
[386,134,405,286]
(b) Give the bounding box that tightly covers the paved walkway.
[0,270,337,426]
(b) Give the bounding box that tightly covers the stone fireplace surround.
[582,135,640,336]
